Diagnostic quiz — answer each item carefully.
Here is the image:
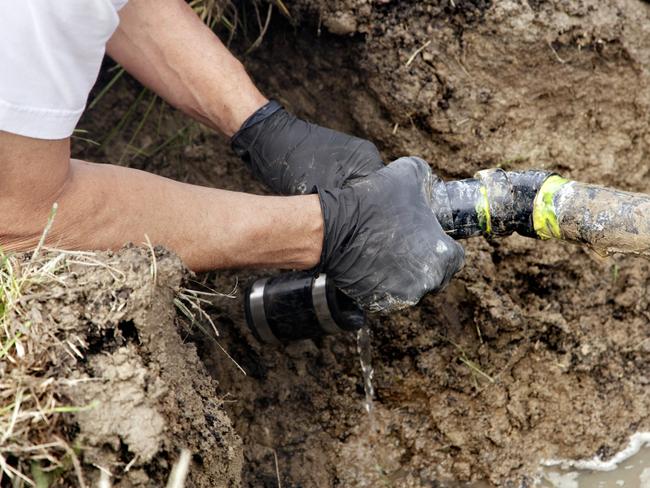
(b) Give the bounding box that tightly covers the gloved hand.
[231,100,384,195]
[318,156,464,312]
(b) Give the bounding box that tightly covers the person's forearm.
[106,0,266,137]
[0,137,322,272]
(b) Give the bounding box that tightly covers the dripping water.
[356,326,375,415]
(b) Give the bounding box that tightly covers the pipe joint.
[439,169,552,239]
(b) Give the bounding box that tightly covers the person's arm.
[0,0,463,312]
[106,0,266,137]
[0,132,322,272]
[107,0,385,195]
[0,130,463,311]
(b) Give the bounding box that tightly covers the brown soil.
[22,247,242,487]
[74,0,650,486]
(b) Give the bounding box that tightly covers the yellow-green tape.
[533,175,570,240]
[476,185,492,235]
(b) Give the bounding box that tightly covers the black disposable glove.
[231,100,384,195]
[318,156,464,312]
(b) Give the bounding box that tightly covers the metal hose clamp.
[311,275,343,335]
[247,278,281,345]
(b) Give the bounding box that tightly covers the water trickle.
[356,326,375,415]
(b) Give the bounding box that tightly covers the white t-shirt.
[0,0,129,139]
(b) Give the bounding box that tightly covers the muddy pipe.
[245,168,650,344]
[436,168,650,254]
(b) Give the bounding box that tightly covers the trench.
[76,2,650,486]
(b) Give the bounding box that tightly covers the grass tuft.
[174,281,246,376]
[0,211,147,485]
[0,216,204,486]
[0,209,123,486]
[0,261,91,485]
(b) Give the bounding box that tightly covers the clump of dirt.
[9,247,242,487]
[75,0,650,486]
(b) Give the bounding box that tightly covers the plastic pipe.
[245,168,650,344]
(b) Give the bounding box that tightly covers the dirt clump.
[73,346,167,463]
[5,247,242,487]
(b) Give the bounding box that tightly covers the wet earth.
[71,0,650,486]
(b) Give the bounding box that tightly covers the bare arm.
[106,0,267,137]
[0,132,322,271]
[0,0,325,271]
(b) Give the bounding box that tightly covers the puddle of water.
[356,326,375,415]
[466,441,650,487]
[537,440,650,488]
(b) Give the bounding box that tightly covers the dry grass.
[0,217,104,486]
[200,0,289,52]
[174,281,246,376]
[85,0,285,164]
[0,215,197,486]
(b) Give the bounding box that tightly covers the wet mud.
[75,0,650,486]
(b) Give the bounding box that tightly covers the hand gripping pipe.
[245,168,650,344]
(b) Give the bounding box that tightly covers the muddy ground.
[73,0,650,486]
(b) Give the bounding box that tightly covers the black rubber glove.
[318,157,465,312]
[231,100,384,195]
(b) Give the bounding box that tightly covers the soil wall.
[77,1,650,486]
[20,248,242,487]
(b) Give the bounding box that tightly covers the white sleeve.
[0,0,128,140]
